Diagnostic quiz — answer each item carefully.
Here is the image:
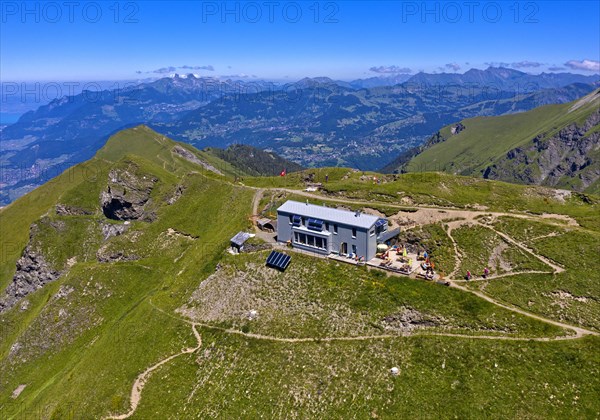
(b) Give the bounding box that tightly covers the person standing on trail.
[483,267,490,278]
[466,270,472,281]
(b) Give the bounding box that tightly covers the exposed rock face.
[167,184,185,205]
[172,145,223,175]
[96,250,140,263]
[0,226,61,313]
[55,204,93,216]
[483,111,600,191]
[100,222,129,240]
[450,122,465,135]
[381,307,441,333]
[100,167,157,221]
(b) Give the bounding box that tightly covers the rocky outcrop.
[0,225,61,314]
[100,166,157,221]
[483,111,600,191]
[172,145,223,175]
[381,307,442,333]
[450,122,465,135]
[96,250,140,263]
[55,204,93,216]
[100,222,129,240]
[167,184,185,205]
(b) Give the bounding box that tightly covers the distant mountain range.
[383,89,600,194]
[406,67,599,90]
[1,67,598,204]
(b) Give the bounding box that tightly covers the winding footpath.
[103,324,202,420]
[447,281,595,339]
[104,188,597,418]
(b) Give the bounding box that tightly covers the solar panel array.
[375,218,387,227]
[266,250,291,271]
[307,218,324,231]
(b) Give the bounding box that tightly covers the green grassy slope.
[133,332,600,419]
[204,144,304,177]
[1,125,599,418]
[406,104,568,174]
[181,250,564,339]
[0,126,255,418]
[402,89,600,191]
[245,169,599,227]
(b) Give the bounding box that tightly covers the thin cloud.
[564,59,600,72]
[137,65,215,74]
[181,65,215,71]
[485,61,545,70]
[485,62,511,68]
[152,66,177,74]
[548,66,566,72]
[369,65,412,74]
[511,61,543,69]
[445,63,461,71]
[220,74,257,79]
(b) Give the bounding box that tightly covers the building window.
[352,244,357,254]
[352,228,357,238]
[293,232,327,250]
[370,229,375,237]
[315,237,323,249]
[333,224,338,234]
[292,215,301,226]
[325,222,329,231]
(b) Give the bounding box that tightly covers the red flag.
[280,168,286,177]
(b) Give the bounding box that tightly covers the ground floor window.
[294,232,327,250]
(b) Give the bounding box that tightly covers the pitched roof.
[276,200,380,229]
[377,227,401,243]
[257,218,274,227]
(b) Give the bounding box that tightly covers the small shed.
[230,231,252,253]
[257,218,277,232]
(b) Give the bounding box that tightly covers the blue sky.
[1,0,599,81]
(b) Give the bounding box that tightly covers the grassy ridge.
[133,330,600,419]
[1,125,599,418]
[403,89,600,192]
[0,126,254,417]
[406,103,569,174]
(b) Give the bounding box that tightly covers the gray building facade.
[276,200,388,260]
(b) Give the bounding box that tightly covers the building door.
[340,242,347,255]
[351,244,357,255]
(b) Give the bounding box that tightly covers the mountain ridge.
[384,89,600,193]
[1,68,598,205]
